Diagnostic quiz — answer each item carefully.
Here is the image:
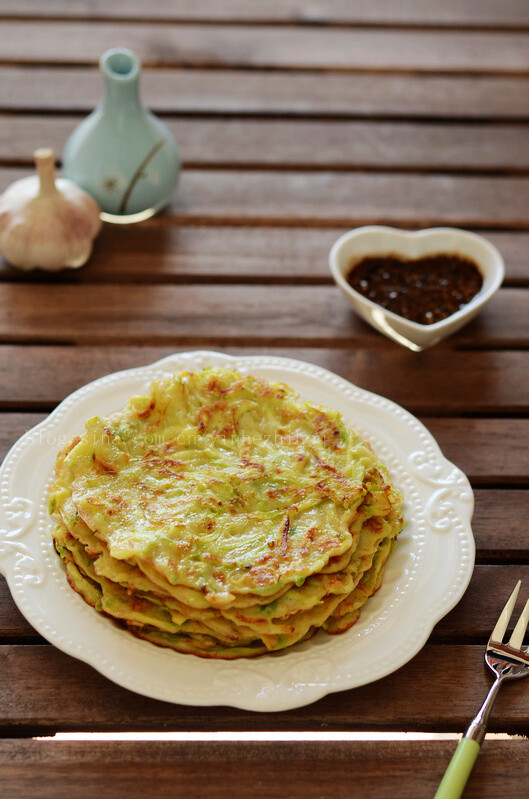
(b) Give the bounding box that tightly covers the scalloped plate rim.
[0,350,475,712]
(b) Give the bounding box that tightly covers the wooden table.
[0,3,528,797]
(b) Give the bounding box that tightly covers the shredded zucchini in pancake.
[49,368,403,658]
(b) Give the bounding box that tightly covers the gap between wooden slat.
[3,63,529,80]
[3,19,529,35]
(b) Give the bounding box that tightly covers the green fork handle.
[435,673,505,798]
[434,737,480,799]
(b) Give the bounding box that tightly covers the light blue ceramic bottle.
[63,48,180,223]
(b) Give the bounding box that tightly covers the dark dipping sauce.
[347,252,483,325]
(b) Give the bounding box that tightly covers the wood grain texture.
[1,644,528,733]
[0,739,528,799]
[3,0,529,27]
[5,115,529,172]
[0,346,529,415]
[1,68,528,119]
[0,283,523,348]
[2,226,527,286]
[3,565,528,640]
[1,22,529,73]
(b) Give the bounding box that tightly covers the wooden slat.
[0,415,528,483]
[434,566,529,638]
[1,415,529,485]
[2,486,528,636]
[2,227,527,287]
[1,68,528,120]
[423,419,529,484]
[5,114,529,172]
[2,494,528,636]
[0,347,528,416]
[0,414,43,459]
[0,739,528,799]
[3,486,525,639]
[4,565,528,640]
[1,22,529,73]
[148,170,529,228]
[4,167,529,228]
[1,643,528,732]
[3,0,529,27]
[0,283,523,348]
[473,490,529,560]
[0,578,34,637]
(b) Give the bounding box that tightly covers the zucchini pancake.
[49,368,404,658]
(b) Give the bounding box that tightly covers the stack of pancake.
[49,368,403,658]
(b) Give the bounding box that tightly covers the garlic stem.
[0,146,102,271]
[34,148,57,195]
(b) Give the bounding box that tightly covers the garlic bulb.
[0,148,102,271]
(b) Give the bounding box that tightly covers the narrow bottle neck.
[101,75,142,114]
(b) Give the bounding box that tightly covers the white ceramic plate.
[0,351,474,712]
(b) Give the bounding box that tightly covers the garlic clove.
[0,148,102,271]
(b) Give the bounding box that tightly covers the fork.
[435,580,529,799]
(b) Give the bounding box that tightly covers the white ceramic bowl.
[329,226,505,351]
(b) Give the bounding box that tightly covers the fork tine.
[508,597,529,650]
[490,580,521,643]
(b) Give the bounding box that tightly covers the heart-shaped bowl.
[329,226,505,351]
